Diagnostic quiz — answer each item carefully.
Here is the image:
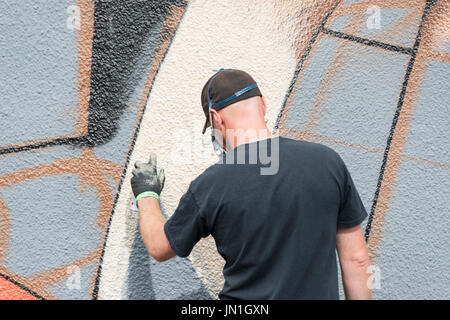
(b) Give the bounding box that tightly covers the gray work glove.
[131,153,165,202]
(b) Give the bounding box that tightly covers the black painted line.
[320,27,414,55]
[0,136,86,156]
[273,1,342,133]
[0,272,45,300]
[90,5,190,300]
[364,0,435,242]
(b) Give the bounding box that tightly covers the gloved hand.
[131,153,165,202]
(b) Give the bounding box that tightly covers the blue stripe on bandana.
[213,83,258,109]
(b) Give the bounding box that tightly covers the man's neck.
[226,126,273,150]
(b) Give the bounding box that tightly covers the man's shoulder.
[187,162,226,193]
[188,137,345,192]
[279,136,342,162]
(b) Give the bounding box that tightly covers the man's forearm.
[336,225,371,300]
[340,258,371,300]
[138,197,175,262]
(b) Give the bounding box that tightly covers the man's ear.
[261,96,267,116]
[210,109,222,128]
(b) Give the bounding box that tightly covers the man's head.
[201,69,269,150]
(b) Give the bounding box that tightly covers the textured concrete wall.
[0,0,188,299]
[0,0,448,300]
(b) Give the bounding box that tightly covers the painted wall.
[0,0,448,300]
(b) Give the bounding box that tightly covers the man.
[131,69,371,300]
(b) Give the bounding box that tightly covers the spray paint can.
[130,195,139,212]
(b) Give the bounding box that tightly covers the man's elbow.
[147,244,175,262]
[149,248,170,262]
[152,254,170,263]
[349,251,370,270]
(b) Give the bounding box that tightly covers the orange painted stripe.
[0,276,39,300]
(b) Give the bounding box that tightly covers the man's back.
[164,136,368,299]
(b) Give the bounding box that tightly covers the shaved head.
[209,95,271,150]
[217,96,266,129]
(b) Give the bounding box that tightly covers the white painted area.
[98,0,300,299]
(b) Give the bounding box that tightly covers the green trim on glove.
[136,191,160,202]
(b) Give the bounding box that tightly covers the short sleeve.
[337,162,368,229]
[164,188,211,257]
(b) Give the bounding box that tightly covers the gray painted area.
[313,38,409,149]
[373,160,450,299]
[344,0,368,5]
[328,14,351,31]
[285,36,341,130]
[126,224,210,300]
[359,8,418,48]
[0,0,79,146]
[0,0,186,299]
[0,145,80,176]
[403,61,450,164]
[337,254,344,299]
[337,2,422,48]
[1,174,101,277]
[285,35,410,150]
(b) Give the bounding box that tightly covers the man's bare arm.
[336,225,371,300]
[138,197,176,262]
[131,153,176,262]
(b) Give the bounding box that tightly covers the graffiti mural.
[276,0,449,299]
[1,0,448,300]
[0,0,189,299]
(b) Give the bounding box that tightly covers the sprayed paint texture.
[0,0,448,300]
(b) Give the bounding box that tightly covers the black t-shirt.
[164,136,367,300]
